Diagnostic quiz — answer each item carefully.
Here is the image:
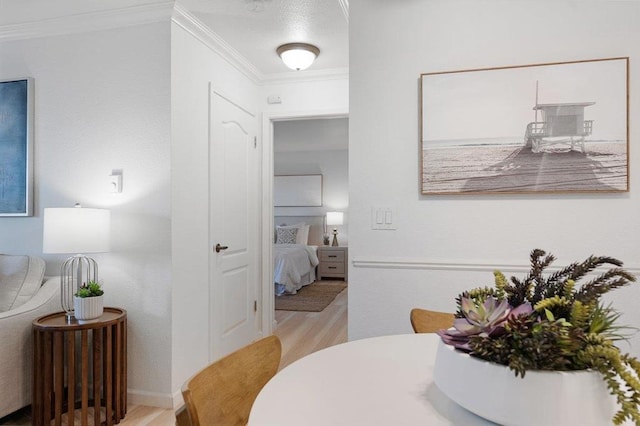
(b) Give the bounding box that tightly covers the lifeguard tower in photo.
[524,83,595,153]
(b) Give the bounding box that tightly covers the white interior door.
[209,87,259,361]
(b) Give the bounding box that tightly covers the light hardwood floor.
[0,282,347,426]
[274,280,347,369]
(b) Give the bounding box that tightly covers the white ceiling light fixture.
[276,43,320,71]
[245,0,269,12]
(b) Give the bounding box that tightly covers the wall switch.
[371,206,396,230]
[384,210,392,224]
[108,171,122,193]
[376,210,384,224]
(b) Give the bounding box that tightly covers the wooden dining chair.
[410,308,454,333]
[176,335,282,426]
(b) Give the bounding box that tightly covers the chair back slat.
[179,335,282,426]
[410,308,454,333]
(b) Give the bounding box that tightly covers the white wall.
[261,76,349,115]
[170,19,261,404]
[0,5,348,411]
[349,0,640,356]
[0,22,173,399]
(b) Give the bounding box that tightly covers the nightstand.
[317,246,348,281]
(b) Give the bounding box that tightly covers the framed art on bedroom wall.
[0,78,34,216]
[274,174,323,207]
[420,57,629,195]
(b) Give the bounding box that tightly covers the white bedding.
[274,244,319,296]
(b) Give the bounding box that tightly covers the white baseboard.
[127,389,176,409]
[173,389,185,408]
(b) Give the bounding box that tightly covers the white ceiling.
[0,0,349,77]
[180,0,349,75]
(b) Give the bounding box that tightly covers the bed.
[273,222,320,296]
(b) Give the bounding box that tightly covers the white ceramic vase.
[433,340,617,426]
[73,295,104,320]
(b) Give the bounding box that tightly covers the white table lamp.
[326,211,344,247]
[43,203,110,319]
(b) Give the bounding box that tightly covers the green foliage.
[493,271,508,299]
[75,281,104,298]
[451,249,640,425]
[588,303,636,342]
[568,300,591,330]
[577,336,640,425]
[496,249,636,323]
[470,314,583,377]
[533,295,572,318]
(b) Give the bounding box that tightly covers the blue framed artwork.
[0,78,33,216]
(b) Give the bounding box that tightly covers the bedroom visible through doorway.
[272,117,348,365]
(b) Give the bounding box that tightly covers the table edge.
[32,307,127,330]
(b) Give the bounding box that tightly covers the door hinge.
[254,136,257,148]
[254,300,258,312]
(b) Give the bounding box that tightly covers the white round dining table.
[248,333,496,425]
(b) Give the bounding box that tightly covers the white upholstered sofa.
[0,254,60,419]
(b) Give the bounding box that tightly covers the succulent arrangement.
[74,280,104,298]
[437,249,640,425]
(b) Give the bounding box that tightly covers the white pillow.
[276,223,310,245]
[296,224,310,245]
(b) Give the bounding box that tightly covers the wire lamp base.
[60,255,99,320]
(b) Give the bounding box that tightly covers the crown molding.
[0,1,175,42]
[338,0,350,23]
[172,3,262,84]
[172,4,347,86]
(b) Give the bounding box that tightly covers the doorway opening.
[262,114,348,368]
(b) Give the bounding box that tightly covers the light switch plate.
[108,173,122,193]
[371,206,396,230]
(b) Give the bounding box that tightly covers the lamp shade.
[277,43,320,71]
[326,211,344,226]
[43,206,111,254]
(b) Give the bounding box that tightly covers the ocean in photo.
[422,139,628,194]
[424,136,524,149]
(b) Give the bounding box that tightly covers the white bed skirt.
[275,267,316,296]
[274,244,319,296]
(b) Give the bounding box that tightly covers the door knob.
[215,243,229,253]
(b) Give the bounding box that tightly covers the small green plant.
[75,281,104,298]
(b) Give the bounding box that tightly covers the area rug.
[275,281,347,312]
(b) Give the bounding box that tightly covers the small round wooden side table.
[32,307,127,426]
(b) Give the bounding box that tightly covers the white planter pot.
[73,295,104,320]
[433,340,616,426]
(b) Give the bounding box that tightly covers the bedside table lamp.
[43,203,110,320]
[326,211,344,247]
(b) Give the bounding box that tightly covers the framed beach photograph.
[420,57,629,195]
[0,78,34,216]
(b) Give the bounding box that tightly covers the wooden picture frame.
[420,58,629,195]
[274,175,323,207]
[0,78,34,216]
